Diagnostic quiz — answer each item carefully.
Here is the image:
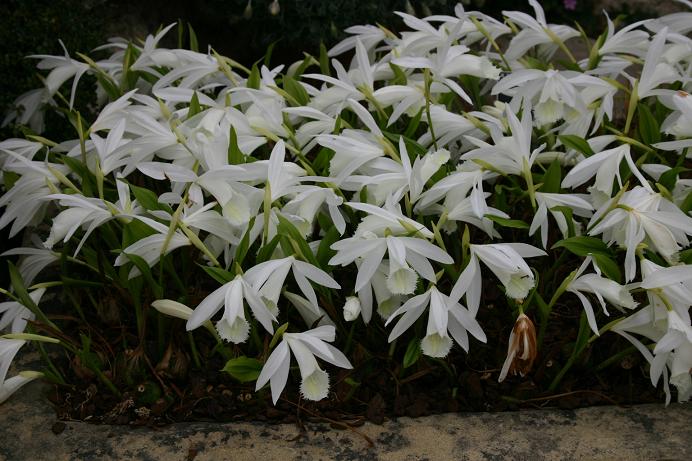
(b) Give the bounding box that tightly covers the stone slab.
[1,380,690,461]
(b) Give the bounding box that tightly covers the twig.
[280,398,375,447]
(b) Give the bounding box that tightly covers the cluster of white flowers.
[1,0,691,405]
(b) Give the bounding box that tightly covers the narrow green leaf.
[484,214,530,229]
[552,236,610,256]
[549,206,576,238]
[283,75,310,106]
[256,234,282,264]
[188,24,199,52]
[276,214,319,267]
[200,265,234,284]
[637,103,660,145]
[222,356,263,382]
[228,126,245,165]
[247,64,261,90]
[541,158,562,193]
[122,252,163,298]
[591,253,622,283]
[319,42,331,76]
[128,183,172,213]
[389,62,407,85]
[316,225,339,269]
[188,91,202,119]
[8,262,39,312]
[403,337,421,368]
[559,134,595,157]
[659,167,689,192]
[233,217,255,267]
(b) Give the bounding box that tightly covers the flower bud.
[498,313,537,382]
[343,296,361,321]
[269,0,280,16]
[243,0,253,20]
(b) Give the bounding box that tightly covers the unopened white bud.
[343,296,361,322]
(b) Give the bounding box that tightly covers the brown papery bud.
[498,313,537,382]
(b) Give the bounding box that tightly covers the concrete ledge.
[1,380,690,461]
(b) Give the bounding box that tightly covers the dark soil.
[43,296,665,428]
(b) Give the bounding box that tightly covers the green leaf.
[637,103,660,145]
[2,171,19,190]
[128,183,172,213]
[188,91,202,119]
[121,252,163,298]
[233,217,255,267]
[222,356,263,382]
[658,167,689,192]
[591,253,622,283]
[8,262,39,313]
[227,126,245,164]
[319,42,331,76]
[263,40,278,67]
[484,214,530,229]
[679,248,692,264]
[403,337,421,368]
[256,234,282,264]
[558,135,595,157]
[188,24,199,52]
[312,147,334,175]
[276,214,320,267]
[681,190,692,214]
[549,206,576,238]
[200,265,234,284]
[292,53,315,78]
[404,109,423,139]
[541,158,562,193]
[552,236,610,256]
[316,225,339,269]
[389,62,407,85]
[282,74,309,106]
[269,322,289,350]
[121,219,157,248]
[247,64,260,90]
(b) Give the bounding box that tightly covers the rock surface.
[1,380,690,461]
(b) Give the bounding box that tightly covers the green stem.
[624,80,639,135]
[188,332,202,369]
[423,69,439,151]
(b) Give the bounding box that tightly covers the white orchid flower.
[316,130,385,185]
[330,232,452,295]
[589,186,692,280]
[29,40,89,109]
[640,262,692,321]
[114,216,191,279]
[244,256,340,314]
[449,243,547,315]
[634,27,679,100]
[1,247,59,286]
[255,325,352,404]
[462,105,543,177]
[386,286,486,358]
[0,288,46,334]
[0,339,43,404]
[502,0,579,61]
[561,144,651,202]
[186,274,276,343]
[353,259,403,323]
[613,301,692,403]
[529,192,594,248]
[566,256,638,335]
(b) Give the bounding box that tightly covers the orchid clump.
[0,0,691,412]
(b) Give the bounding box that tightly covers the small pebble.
[51,421,66,435]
